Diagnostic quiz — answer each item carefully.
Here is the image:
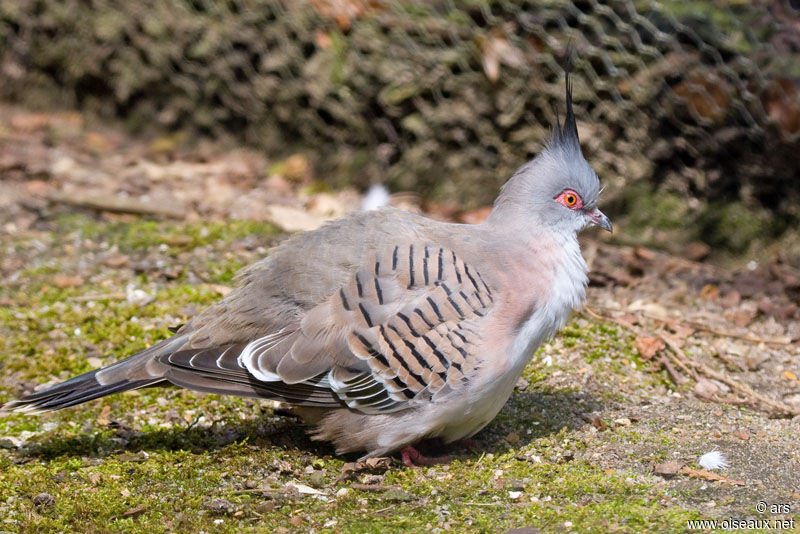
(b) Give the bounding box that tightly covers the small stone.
[515,377,529,391]
[308,471,326,488]
[0,437,19,449]
[255,501,276,514]
[243,479,259,489]
[507,479,525,491]
[613,417,632,426]
[32,493,55,507]
[204,498,235,515]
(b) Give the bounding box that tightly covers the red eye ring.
[555,189,583,210]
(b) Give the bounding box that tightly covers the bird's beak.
[585,206,612,232]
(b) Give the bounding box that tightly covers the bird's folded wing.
[155,243,495,414]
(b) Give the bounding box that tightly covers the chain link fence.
[1,0,798,247]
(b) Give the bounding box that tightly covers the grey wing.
[156,243,494,414]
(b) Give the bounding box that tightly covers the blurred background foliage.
[0,0,798,258]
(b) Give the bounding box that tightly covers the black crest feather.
[548,47,581,154]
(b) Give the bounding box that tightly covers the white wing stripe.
[239,329,287,382]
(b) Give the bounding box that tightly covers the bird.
[2,72,611,466]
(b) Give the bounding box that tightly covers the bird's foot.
[398,438,481,468]
[399,445,452,468]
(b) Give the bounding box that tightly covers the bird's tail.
[1,335,188,414]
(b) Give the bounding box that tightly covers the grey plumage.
[2,72,611,458]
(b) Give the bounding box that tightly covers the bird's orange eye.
[555,189,583,210]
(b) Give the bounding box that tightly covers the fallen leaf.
[700,284,720,300]
[654,461,684,476]
[481,34,525,82]
[679,466,745,486]
[635,336,665,360]
[96,405,111,426]
[634,247,656,261]
[264,204,329,233]
[122,504,147,517]
[591,416,608,431]
[104,254,129,268]
[784,371,798,381]
[53,275,84,288]
[684,242,711,261]
[731,430,749,441]
[338,457,391,481]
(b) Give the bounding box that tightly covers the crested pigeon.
[2,73,611,463]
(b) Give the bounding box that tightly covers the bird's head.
[488,72,612,236]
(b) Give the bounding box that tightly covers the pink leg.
[398,438,481,467]
[399,445,452,468]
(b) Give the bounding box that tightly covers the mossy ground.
[0,213,796,533]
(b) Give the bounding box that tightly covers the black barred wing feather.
[330,244,493,412]
[148,244,494,415]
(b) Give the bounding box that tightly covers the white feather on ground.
[698,450,729,470]
[361,184,391,211]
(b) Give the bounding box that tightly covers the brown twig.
[349,484,401,492]
[48,191,187,219]
[642,312,793,345]
[67,293,126,302]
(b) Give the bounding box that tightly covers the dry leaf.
[104,254,129,268]
[635,336,665,360]
[654,461,684,476]
[481,34,525,82]
[339,457,391,481]
[700,284,720,300]
[591,416,608,431]
[679,466,745,486]
[634,247,656,261]
[53,274,84,288]
[784,371,798,381]
[122,504,147,517]
[96,405,112,426]
[264,204,329,233]
[731,430,749,441]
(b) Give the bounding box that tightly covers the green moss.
[624,185,689,232]
[697,201,773,254]
[47,213,280,252]
[1,214,702,532]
